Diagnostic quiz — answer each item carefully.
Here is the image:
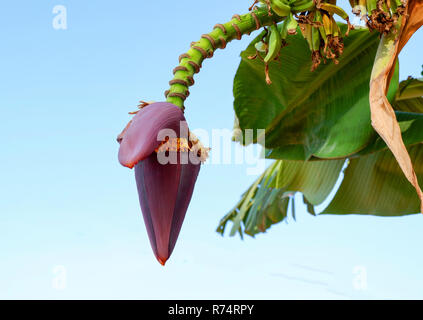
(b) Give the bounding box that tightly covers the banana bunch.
[301,2,351,71]
[349,0,406,34]
[296,1,351,71]
[249,0,405,84]
[250,0,354,82]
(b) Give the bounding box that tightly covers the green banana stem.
[165,8,283,110]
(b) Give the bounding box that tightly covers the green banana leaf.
[322,144,423,216]
[392,78,423,113]
[216,170,291,238]
[217,158,344,237]
[393,97,423,113]
[351,78,423,156]
[322,81,423,215]
[265,78,423,159]
[351,111,423,156]
[221,76,423,236]
[233,24,399,160]
[266,110,423,159]
[220,143,423,237]
[396,77,423,101]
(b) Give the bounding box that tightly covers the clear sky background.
[0,0,422,299]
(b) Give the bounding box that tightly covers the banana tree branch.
[165,8,283,109]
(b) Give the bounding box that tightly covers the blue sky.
[0,0,422,299]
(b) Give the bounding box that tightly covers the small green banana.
[311,25,321,52]
[315,10,327,43]
[318,3,350,21]
[286,12,298,35]
[268,0,291,17]
[300,23,313,51]
[322,12,333,36]
[311,11,323,52]
[264,24,283,64]
[291,0,315,13]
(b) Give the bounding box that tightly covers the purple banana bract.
[118,102,201,265]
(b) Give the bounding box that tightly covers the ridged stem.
[165,8,283,109]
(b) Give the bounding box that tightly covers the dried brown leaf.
[369,0,423,213]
